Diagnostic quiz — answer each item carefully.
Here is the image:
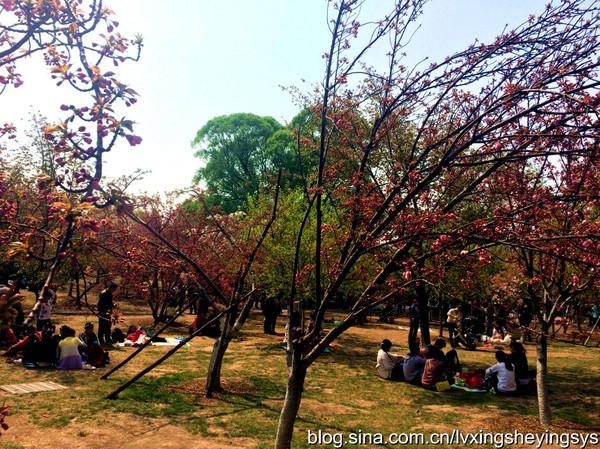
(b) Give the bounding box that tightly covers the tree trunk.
[26,216,77,324]
[75,273,81,308]
[416,283,431,345]
[274,352,307,449]
[205,331,230,397]
[536,324,552,426]
[438,300,444,338]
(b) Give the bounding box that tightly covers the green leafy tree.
[192,113,285,212]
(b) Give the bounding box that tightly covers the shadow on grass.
[106,326,600,441]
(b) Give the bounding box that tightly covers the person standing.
[517,299,533,342]
[97,282,118,345]
[588,303,600,327]
[408,299,420,343]
[263,293,282,335]
[34,287,56,331]
[446,304,462,347]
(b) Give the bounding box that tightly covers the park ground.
[0,294,599,449]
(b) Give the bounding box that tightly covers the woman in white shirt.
[485,350,517,395]
[376,339,404,380]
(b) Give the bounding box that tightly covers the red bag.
[459,370,485,390]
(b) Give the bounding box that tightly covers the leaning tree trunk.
[26,217,76,325]
[536,322,552,426]
[275,349,307,449]
[205,324,231,397]
[205,297,254,397]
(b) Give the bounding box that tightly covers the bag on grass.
[458,370,485,390]
[435,380,451,392]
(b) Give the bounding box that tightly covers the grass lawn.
[0,302,599,449]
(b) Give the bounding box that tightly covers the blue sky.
[4,0,547,194]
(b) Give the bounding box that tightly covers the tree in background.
[192,113,305,212]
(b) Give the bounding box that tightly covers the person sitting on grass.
[125,324,147,345]
[35,325,61,367]
[79,322,108,367]
[485,350,517,395]
[508,341,535,393]
[56,325,84,370]
[376,339,404,381]
[433,338,461,376]
[2,326,41,363]
[421,345,453,391]
[79,322,99,347]
[403,341,426,384]
[0,327,17,348]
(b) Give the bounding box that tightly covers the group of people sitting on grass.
[1,321,109,369]
[376,338,534,395]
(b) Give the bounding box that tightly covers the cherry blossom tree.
[483,152,599,424]
[0,0,142,321]
[274,0,599,447]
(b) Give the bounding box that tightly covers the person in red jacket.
[2,326,41,360]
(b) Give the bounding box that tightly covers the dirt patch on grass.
[2,413,257,449]
[303,398,361,415]
[261,398,360,416]
[167,376,257,397]
[352,399,376,408]
[422,404,463,413]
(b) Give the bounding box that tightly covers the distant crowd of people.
[376,338,534,395]
[1,280,166,369]
[406,298,536,350]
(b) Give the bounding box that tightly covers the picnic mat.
[151,337,189,347]
[116,337,189,347]
[451,384,487,393]
[0,381,67,395]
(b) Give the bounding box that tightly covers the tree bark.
[416,282,431,345]
[274,351,307,449]
[536,324,552,426]
[26,216,75,325]
[75,272,81,308]
[438,299,444,338]
[205,331,230,397]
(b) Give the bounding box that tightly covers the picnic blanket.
[152,337,189,347]
[116,337,188,347]
[451,384,487,393]
[0,381,67,395]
